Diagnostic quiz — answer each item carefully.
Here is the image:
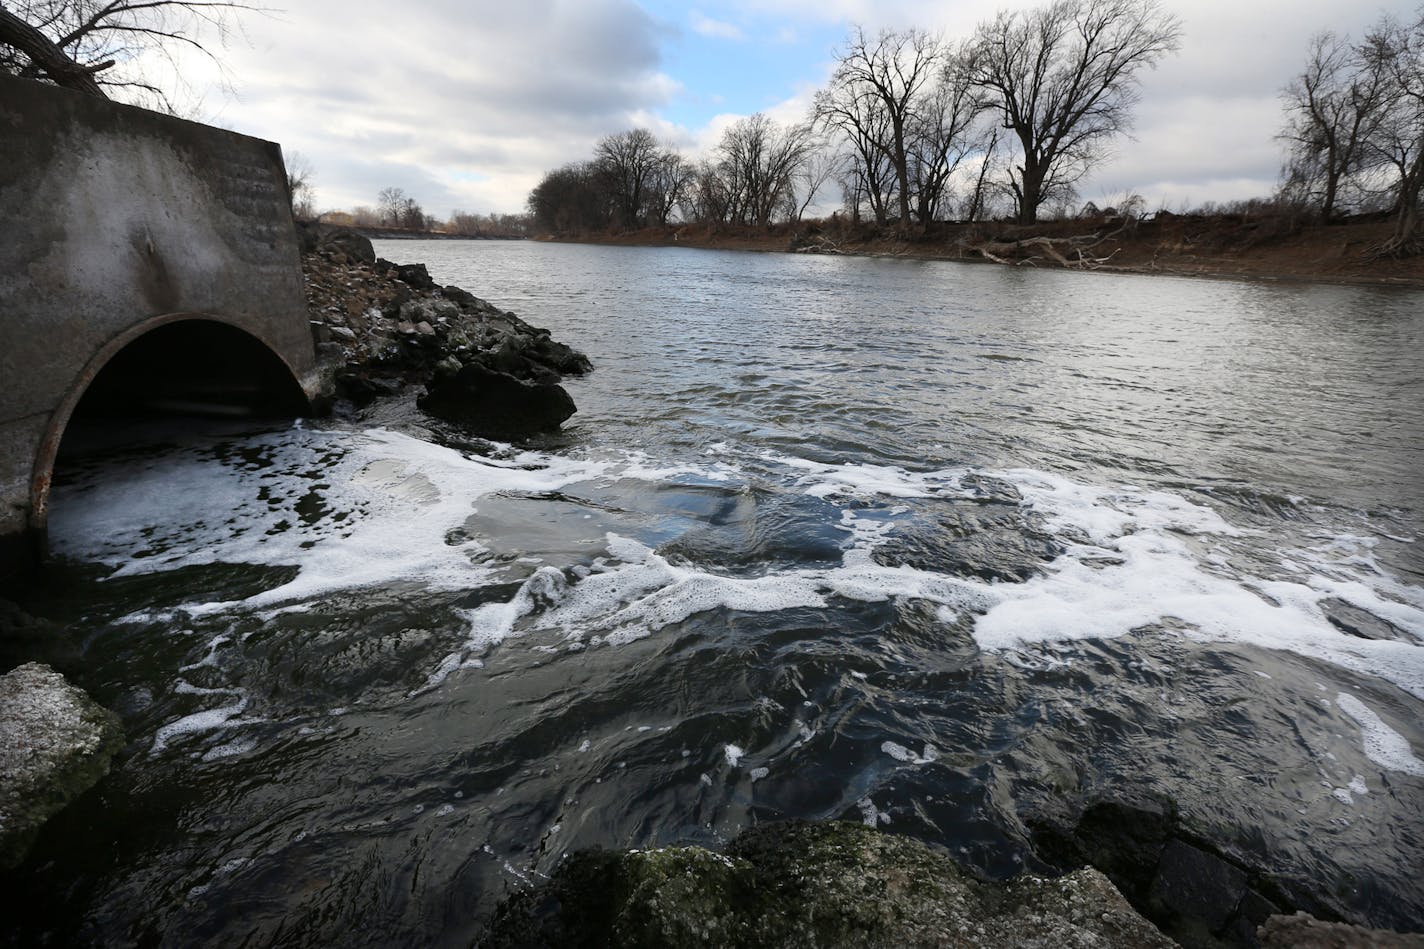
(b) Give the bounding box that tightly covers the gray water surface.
[12,242,1423,945]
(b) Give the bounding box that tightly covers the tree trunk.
[1378,150,1424,257]
[0,9,108,97]
[1016,154,1045,225]
[1321,142,1340,221]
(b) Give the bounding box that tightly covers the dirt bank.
[545,216,1424,290]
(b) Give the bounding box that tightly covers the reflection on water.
[10,244,1423,946]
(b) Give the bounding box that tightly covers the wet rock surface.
[483,820,1176,948]
[416,362,576,438]
[0,663,123,869]
[1258,913,1424,948]
[299,225,590,438]
[1024,785,1424,949]
[0,598,79,675]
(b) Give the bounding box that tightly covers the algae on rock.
[483,820,1176,948]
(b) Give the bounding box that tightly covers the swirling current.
[7,241,1422,945]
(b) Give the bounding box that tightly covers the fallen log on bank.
[964,220,1131,269]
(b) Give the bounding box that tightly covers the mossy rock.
[482,820,1175,948]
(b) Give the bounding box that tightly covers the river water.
[9,242,1423,945]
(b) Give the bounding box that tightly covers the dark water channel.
[8,243,1423,945]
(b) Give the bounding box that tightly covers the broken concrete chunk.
[0,663,123,869]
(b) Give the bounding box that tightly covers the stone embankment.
[298,225,591,438]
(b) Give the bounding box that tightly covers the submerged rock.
[1258,912,1424,948]
[1026,790,1359,948]
[483,820,1175,948]
[418,363,576,439]
[0,663,122,869]
[0,598,80,674]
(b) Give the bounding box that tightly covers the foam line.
[1336,693,1424,776]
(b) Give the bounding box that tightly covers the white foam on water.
[201,738,257,761]
[409,453,1424,704]
[615,450,742,483]
[1335,693,1424,776]
[151,692,252,754]
[774,454,967,499]
[1001,468,1243,543]
[52,427,627,610]
[423,523,994,676]
[770,456,1424,700]
[881,741,940,765]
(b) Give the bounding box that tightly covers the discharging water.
[10,242,1423,945]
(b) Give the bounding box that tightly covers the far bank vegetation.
[526,0,1424,263]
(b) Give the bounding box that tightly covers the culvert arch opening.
[38,319,312,546]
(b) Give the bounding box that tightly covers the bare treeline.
[527,117,823,234]
[318,190,532,238]
[529,0,1181,233]
[1280,7,1424,255]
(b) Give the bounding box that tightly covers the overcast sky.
[176,0,1416,218]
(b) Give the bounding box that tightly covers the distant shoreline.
[537,218,1424,291]
[325,225,529,242]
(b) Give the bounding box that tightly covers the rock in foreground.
[483,820,1175,948]
[0,663,122,869]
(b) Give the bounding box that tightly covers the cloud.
[172,0,676,215]
[145,0,1423,217]
[691,11,744,41]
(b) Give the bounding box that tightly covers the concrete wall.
[0,75,318,576]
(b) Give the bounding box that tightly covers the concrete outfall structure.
[0,75,318,580]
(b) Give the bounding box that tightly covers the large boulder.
[418,362,577,439]
[483,820,1176,948]
[0,663,123,869]
[320,228,376,264]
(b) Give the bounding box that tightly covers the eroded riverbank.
[544,216,1424,290]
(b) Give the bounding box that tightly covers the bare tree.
[1,0,263,111]
[594,128,662,229]
[645,147,693,226]
[375,186,425,229]
[714,113,817,227]
[827,98,897,224]
[793,146,840,221]
[966,0,1181,224]
[285,150,316,222]
[816,26,944,227]
[907,48,990,223]
[377,187,408,227]
[1280,31,1390,220]
[964,126,1003,222]
[527,162,608,234]
[1362,9,1424,256]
